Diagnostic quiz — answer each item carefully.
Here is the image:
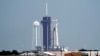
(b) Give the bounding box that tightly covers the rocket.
[53,20,59,49]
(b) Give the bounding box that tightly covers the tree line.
[79,48,99,51]
[0,50,19,55]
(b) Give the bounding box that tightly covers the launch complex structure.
[31,2,100,56]
[33,2,61,51]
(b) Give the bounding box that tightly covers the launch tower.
[41,3,52,51]
[41,16,51,51]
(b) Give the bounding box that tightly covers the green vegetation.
[79,48,99,51]
[0,50,19,55]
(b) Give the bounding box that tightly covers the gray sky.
[0,0,100,51]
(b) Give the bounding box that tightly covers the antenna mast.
[46,2,48,16]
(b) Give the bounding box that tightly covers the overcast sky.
[0,0,100,51]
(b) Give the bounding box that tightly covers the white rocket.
[53,19,59,49]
